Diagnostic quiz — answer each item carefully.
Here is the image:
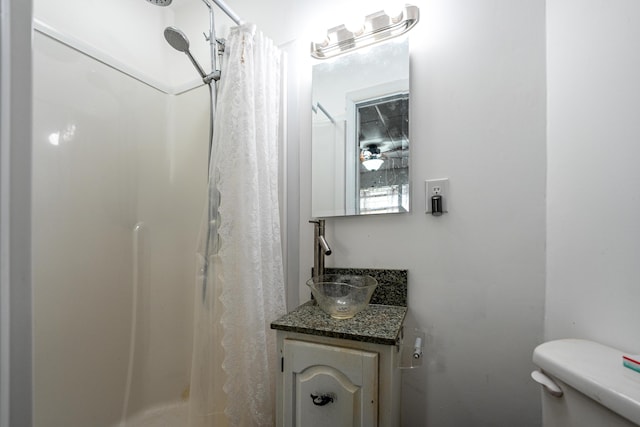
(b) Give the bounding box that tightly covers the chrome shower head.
[145,0,172,6]
[164,27,190,52]
[164,26,208,80]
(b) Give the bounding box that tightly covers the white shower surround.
[33,0,238,94]
[31,19,207,427]
[32,2,290,426]
[112,402,188,427]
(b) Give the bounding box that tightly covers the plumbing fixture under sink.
[306,274,378,319]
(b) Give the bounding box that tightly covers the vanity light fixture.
[311,5,419,59]
[361,145,385,171]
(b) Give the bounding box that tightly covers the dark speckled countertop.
[271,301,406,345]
[271,268,408,346]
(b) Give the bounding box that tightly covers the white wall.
[546,1,640,352]
[326,3,546,425]
[243,0,547,425]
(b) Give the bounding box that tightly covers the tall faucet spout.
[310,219,331,277]
[318,235,332,255]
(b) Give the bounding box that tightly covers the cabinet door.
[283,339,378,427]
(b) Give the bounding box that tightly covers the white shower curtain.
[188,23,286,427]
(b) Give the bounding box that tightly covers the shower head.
[164,26,208,80]
[145,0,172,6]
[164,27,190,52]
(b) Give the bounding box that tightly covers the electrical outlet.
[425,178,449,214]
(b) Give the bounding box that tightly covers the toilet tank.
[532,339,640,427]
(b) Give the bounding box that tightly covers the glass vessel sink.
[306,274,378,319]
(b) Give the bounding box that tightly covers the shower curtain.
[188,23,286,427]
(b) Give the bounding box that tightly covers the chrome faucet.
[309,219,332,277]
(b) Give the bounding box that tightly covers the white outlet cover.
[425,178,449,213]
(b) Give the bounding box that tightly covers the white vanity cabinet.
[271,272,408,427]
[274,330,402,427]
[283,338,378,426]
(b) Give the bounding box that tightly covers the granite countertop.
[270,300,407,346]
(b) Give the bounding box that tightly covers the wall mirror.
[311,37,410,217]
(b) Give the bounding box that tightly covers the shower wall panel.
[32,32,207,427]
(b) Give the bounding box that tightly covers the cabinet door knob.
[310,393,335,406]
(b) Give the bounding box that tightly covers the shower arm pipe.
[184,49,208,80]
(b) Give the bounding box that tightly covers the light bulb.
[384,3,405,23]
[344,15,365,35]
[312,30,330,47]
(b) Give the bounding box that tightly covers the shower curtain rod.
[209,0,243,25]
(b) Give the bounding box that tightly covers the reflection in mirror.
[311,37,409,217]
[357,93,409,214]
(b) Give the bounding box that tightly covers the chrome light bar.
[311,5,419,59]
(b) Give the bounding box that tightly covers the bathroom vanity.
[270,268,408,427]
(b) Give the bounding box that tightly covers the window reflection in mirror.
[311,37,410,217]
[357,93,409,214]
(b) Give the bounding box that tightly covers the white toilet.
[532,339,640,427]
